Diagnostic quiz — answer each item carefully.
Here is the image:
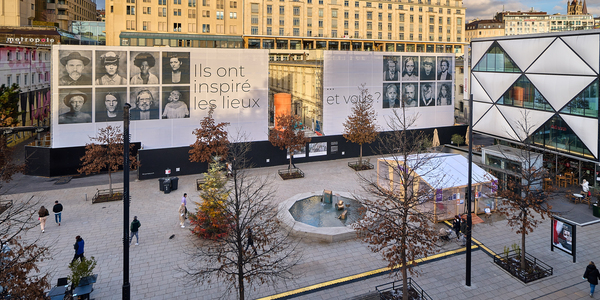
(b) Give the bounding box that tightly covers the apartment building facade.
[465,19,503,43]
[106,0,466,53]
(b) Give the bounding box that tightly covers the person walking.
[452,215,461,241]
[129,216,141,246]
[584,261,600,297]
[52,201,63,226]
[182,193,188,219]
[460,217,467,246]
[72,236,85,263]
[38,206,49,233]
[245,228,258,255]
[178,203,186,228]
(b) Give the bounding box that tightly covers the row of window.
[260,5,461,17]
[123,38,242,48]
[251,26,460,41]
[4,51,50,62]
[6,73,49,87]
[247,38,462,53]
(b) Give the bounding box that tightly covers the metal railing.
[494,249,553,283]
[375,277,433,300]
[92,188,124,204]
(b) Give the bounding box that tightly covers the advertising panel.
[552,217,575,256]
[323,51,455,135]
[51,46,269,148]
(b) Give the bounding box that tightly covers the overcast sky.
[94,0,599,24]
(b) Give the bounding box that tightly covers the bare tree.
[184,140,301,300]
[268,113,311,170]
[78,125,137,194]
[496,111,553,270]
[189,105,230,163]
[343,84,379,170]
[354,108,441,300]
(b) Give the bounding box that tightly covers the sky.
[93,0,599,22]
[465,0,599,21]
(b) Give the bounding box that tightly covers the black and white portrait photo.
[58,51,92,86]
[420,57,436,81]
[437,57,452,81]
[437,82,452,106]
[129,88,160,121]
[383,56,399,81]
[402,83,418,107]
[130,52,159,85]
[401,56,418,81]
[420,83,436,107]
[95,88,126,122]
[58,89,92,124]
[95,51,127,85]
[383,83,400,109]
[162,52,190,84]
[161,87,190,119]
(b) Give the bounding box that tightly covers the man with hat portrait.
[162,52,190,84]
[59,51,92,86]
[59,90,92,124]
[130,52,159,85]
[95,51,127,85]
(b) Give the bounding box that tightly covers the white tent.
[377,153,498,222]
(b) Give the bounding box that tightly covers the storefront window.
[247,39,261,49]
[532,115,594,158]
[352,42,362,50]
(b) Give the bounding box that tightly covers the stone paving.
[5,155,600,300]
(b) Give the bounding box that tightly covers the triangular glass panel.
[473,41,521,73]
[531,114,594,159]
[497,75,554,112]
[559,79,599,118]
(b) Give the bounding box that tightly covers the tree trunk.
[401,248,408,300]
[108,171,113,195]
[521,212,526,270]
[288,153,294,172]
[238,248,245,300]
[359,144,363,168]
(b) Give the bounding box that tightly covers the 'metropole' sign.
[51,45,268,149]
[6,37,56,44]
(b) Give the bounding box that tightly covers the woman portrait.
[95,88,126,122]
[437,83,452,106]
[382,83,400,108]
[130,52,159,85]
[162,87,190,119]
[401,56,418,81]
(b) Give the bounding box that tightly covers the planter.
[278,168,304,180]
[376,278,432,300]
[493,250,553,283]
[348,160,374,171]
[92,188,124,204]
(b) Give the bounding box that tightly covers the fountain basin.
[278,191,362,243]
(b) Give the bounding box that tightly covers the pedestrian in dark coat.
[72,236,85,263]
[452,215,461,241]
[584,261,600,297]
[129,216,141,245]
[53,201,63,226]
[460,217,467,246]
[244,228,257,255]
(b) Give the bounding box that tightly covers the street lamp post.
[466,93,473,287]
[122,103,131,300]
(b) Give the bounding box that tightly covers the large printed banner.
[323,51,455,135]
[51,46,268,148]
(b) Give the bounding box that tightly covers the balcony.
[57,14,69,20]
[57,3,68,9]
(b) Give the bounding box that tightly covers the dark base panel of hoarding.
[25,125,466,180]
[25,143,141,177]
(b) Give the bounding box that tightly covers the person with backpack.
[452,215,461,241]
[38,206,49,233]
[72,236,85,263]
[129,216,141,246]
[584,261,600,297]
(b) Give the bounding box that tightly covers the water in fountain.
[288,195,364,227]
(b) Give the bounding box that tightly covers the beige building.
[465,19,503,43]
[0,0,37,26]
[106,0,466,53]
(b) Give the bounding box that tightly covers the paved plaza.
[4,154,600,300]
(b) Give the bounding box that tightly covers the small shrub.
[68,256,97,288]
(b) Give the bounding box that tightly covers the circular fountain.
[278,191,364,242]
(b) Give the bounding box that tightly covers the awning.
[119,32,243,42]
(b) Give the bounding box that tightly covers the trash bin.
[159,178,166,191]
[163,178,171,194]
[171,177,179,191]
[593,203,600,218]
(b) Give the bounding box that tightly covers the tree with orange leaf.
[78,125,137,195]
[343,84,379,169]
[268,114,311,170]
[189,105,230,163]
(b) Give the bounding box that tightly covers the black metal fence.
[493,249,553,283]
[92,188,124,204]
[375,278,432,300]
